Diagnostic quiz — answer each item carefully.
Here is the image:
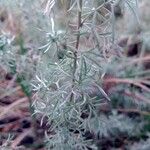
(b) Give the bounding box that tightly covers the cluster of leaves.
[31,0,150,150]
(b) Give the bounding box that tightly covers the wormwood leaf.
[79,57,87,83]
[94,83,111,101]
[83,54,102,69]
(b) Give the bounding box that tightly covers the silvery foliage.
[0,0,49,78]
[0,33,35,79]
[32,0,140,149]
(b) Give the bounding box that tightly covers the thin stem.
[70,0,82,102]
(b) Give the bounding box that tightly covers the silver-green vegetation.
[0,0,150,150]
[32,0,150,150]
